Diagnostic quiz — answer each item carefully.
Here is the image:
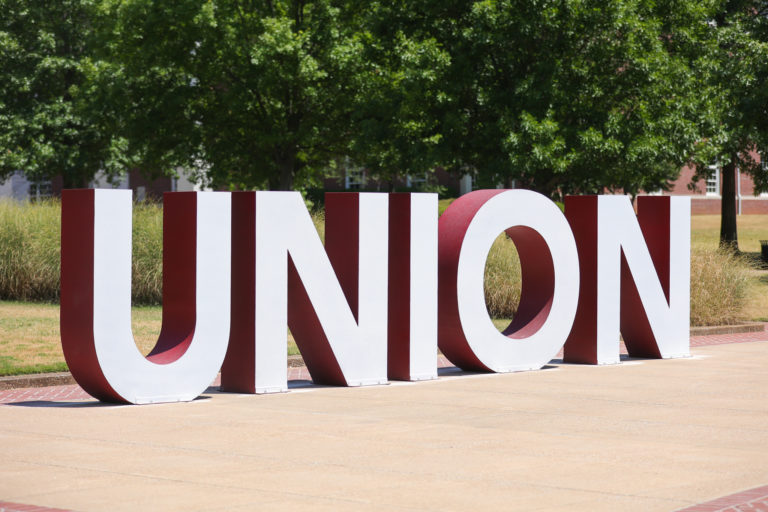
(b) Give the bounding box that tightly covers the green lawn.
[0,301,300,376]
[691,214,768,253]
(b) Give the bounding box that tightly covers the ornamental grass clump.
[0,199,751,329]
[482,237,750,327]
[689,247,750,326]
[0,198,168,304]
[484,233,522,319]
[131,201,163,304]
[0,199,61,302]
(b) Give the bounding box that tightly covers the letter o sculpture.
[438,189,580,372]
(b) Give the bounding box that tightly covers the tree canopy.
[364,0,711,199]
[90,0,377,191]
[0,0,127,188]
[2,0,768,214]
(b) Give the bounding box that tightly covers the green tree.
[692,0,768,250]
[375,0,711,199]
[93,0,375,191]
[0,0,127,189]
[345,9,449,191]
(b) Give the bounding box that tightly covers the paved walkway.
[2,329,761,406]
[1,329,767,511]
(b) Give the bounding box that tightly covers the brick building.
[327,160,768,216]
[321,162,471,197]
[649,158,768,215]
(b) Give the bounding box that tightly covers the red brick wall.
[671,165,705,195]
[740,198,768,214]
[650,153,768,214]
[683,197,768,215]
[690,198,721,214]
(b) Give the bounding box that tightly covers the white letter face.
[388,193,438,381]
[61,190,232,404]
[439,189,580,372]
[564,195,690,364]
[222,191,389,394]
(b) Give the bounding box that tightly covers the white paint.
[456,190,580,372]
[252,192,389,393]
[408,193,438,380]
[596,196,691,364]
[91,189,231,404]
[459,174,473,196]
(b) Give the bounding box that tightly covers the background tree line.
[1,0,768,247]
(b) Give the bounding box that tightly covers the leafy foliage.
[1,0,765,206]
[0,0,128,187]
[380,0,712,198]
[92,0,374,190]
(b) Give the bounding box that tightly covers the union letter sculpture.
[60,189,231,404]
[563,195,691,364]
[58,189,691,405]
[438,189,581,372]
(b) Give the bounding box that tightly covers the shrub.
[689,247,750,326]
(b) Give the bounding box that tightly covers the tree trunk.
[719,158,738,252]
[269,154,296,191]
[62,173,88,189]
[278,164,294,191]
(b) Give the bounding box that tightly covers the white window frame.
[406,173,428,188]
[30,180,53,200]
[344,166,365,190]
[706,165,720,196]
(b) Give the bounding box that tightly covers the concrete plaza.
[1,336,767,512]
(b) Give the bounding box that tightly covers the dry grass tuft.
[0,199,168,305]
[690,247,751,326]
[0,200,61,302]
[482,226,754,328]
[131,202,164,304]
[484,234,522,319]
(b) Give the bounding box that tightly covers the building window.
[344,167,365,190]
[459,174,473,196]
[706,165,720,196]
[29,180,52,201]
[406,173,428,188]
